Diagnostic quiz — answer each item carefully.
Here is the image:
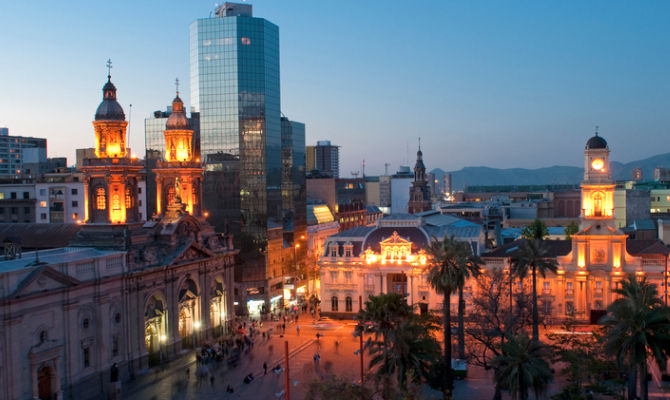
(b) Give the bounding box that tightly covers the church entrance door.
[37,364,53,400]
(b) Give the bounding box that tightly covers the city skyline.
[1,1,669,175]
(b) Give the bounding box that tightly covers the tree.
[521,219,548,241]
[356,294,440,396]
[601,273,670,400]
[493,334,553,400]
[548,319,625,399]
[305,375,373,400]
[465,269,534,400]
[511,239,558,343]
[564,221,579,240]
[426,235,482,398]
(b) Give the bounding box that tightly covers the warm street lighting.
[194,321,201,329]
[160,335,167,342]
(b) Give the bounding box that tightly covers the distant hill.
[431,152,670,191]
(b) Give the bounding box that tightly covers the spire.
[594,125,599,136]
[175,77,180,97]
[106,58,113,81]
[166,78,189,130]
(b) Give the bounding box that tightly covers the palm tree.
[493,334,553,400]
[511,239,557,343]
[426,235,482,398]
[601,274,670,400]
[357,294,440,394]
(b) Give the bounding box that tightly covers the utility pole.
[285,341,290,400]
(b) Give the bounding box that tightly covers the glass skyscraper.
[190,2,281,254]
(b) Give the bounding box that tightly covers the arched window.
[96,188,106,210]
[345,296,353,312]
[167,186,175,206]
[331,296,338,312]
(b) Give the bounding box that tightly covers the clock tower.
[580,129,615,230]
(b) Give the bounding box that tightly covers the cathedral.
[482,132,669,323]
[0,70,237,400]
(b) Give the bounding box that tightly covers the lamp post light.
[193,321,201,348]
[160,334,167,363]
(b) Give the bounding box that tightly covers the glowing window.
[96,188,106,210]
[125,187,133,208]
[112,194,120,210]
[241,37,251,45]
[40,201,47,207]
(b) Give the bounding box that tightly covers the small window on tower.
[96,188,106,210]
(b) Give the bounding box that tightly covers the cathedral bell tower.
[82,62,143,224]
[408,140,432,214]
[153,82,204,218]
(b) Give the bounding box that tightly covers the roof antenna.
[106,58,113,80]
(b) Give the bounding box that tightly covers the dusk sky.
[1,1,669,176]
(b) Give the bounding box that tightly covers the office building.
[306,145,315,171]
[190,2,281,240]
[390,166,413,214]
[314,140,339,178]
[281,116,307,241]
[0,128,50,175]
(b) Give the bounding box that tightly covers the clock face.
[591,158,604,171]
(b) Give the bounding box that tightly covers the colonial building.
[0,74,237,400]
[319,213,484,316]
[482,132,670,323]
[408,144,431,214]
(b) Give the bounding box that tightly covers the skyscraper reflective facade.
[190,3,281,251]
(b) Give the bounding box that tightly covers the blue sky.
[1,1,669,175]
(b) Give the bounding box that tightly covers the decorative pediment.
[11,266,80,299]
[168,242,215,266]
[380,231,411,245]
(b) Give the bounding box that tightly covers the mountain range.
[430,153,670,191]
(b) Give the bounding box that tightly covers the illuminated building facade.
[0,72,239,400]
[319,214,483,315]
[482,132,670,323]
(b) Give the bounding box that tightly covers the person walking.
[296,324,300,336]
[263,362,268,375]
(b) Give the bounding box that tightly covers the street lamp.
[193,321,201,348]
[160,334,167,363]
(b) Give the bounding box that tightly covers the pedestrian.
[282,323,285,333]
[226,384,234,393]
[296,324,300,336]
[316,332,321,341]
[210,375,215,387]
[263,362,267,375]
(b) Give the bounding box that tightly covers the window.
[82,318,90,329]
[345,271,352,281]
[330,271,338,282]
[345,296,353,312]
[23,207,30,214]
[112,335,119,357]
[565,301,574,315]
[10,192,16,199]
[11,207,17,215]
[39,189,46,196]
[344,247,352,257]
[23,192,29,199]
[331,296,338,312]
[72,201,78,207]
[114,313,121,324]
[71,188,78,195]
[125,187,132,208]
[96,188,106,210]
[329,245,338,257]
[40,213,46,220]
[39,330,48,344]
[112,193,121,210]
[241,37,251,45]
[40,201,47,207]
[138,187,142,194]
[83,347,90,368]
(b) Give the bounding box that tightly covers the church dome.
[166,95,190,130]
[585,134,607,149]
[95,78,125,121]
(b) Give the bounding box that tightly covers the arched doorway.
[178,278,200,348]
[37,364,53,400]
[144,294,167,366]
[210,278,226,337]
